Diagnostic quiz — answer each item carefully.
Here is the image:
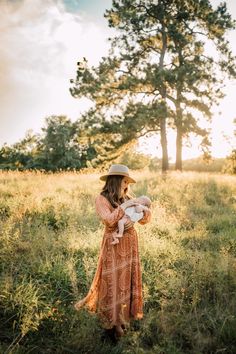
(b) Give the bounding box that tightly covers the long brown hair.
[101,175,128,208]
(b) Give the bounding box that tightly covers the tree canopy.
[70,0,236,172]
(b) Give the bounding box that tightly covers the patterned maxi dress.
[74,194,151,329]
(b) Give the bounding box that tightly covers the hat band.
[108,172,130,177]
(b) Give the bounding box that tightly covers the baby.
[111,195,151,245]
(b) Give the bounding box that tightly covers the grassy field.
[0,170,236,354]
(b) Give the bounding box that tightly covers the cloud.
[0,0,111,145]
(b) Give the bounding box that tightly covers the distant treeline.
[0,115,235,173]
[0,116,97,171]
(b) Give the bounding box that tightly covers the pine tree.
[70,0,236,172]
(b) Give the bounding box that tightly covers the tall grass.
[0,170,235,353]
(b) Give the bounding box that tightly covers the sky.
[0,0,235,160]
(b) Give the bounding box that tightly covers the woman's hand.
[120,199,139,210]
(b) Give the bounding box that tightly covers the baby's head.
[136,195,151,208]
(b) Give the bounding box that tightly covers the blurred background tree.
[39,115,85,171]
[223,118,236,174]
[117,145,151,170]
[0,116,96,171]
[0,130,41,170]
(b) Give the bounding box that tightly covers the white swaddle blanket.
[125,206,144,222]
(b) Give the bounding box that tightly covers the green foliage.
[0,130,41,170]
[223,150,236,175]
[223,119,236,174]
[0,116,97,171]
[0,170,236,353]
[39,115,82,170]
[117,147,151,170]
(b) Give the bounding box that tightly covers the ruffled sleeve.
[95,194,125,228]
[138,208,151,225]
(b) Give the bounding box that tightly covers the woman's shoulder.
[95,193,109,205]
[95,193,118,210]
[95,193,105,201]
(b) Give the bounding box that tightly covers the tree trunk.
[159,23,169,173]
[160,117,169,172]
[175,121,182,171]
[175,100,182,171]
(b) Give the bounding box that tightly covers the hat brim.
[100,173,136,184]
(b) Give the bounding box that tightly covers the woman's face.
[120,177,130,197]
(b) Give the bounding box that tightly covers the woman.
[74,164,151,339]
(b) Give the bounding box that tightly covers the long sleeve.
[95,194,125,228]
[138,208,151,225]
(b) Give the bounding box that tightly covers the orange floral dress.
[74,194,151,329]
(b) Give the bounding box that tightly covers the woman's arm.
[138,208,151,225]
[95,195,125,228]
[135,205,149,213]
[120,199,139,210]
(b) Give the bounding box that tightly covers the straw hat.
[100,164,136,183]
